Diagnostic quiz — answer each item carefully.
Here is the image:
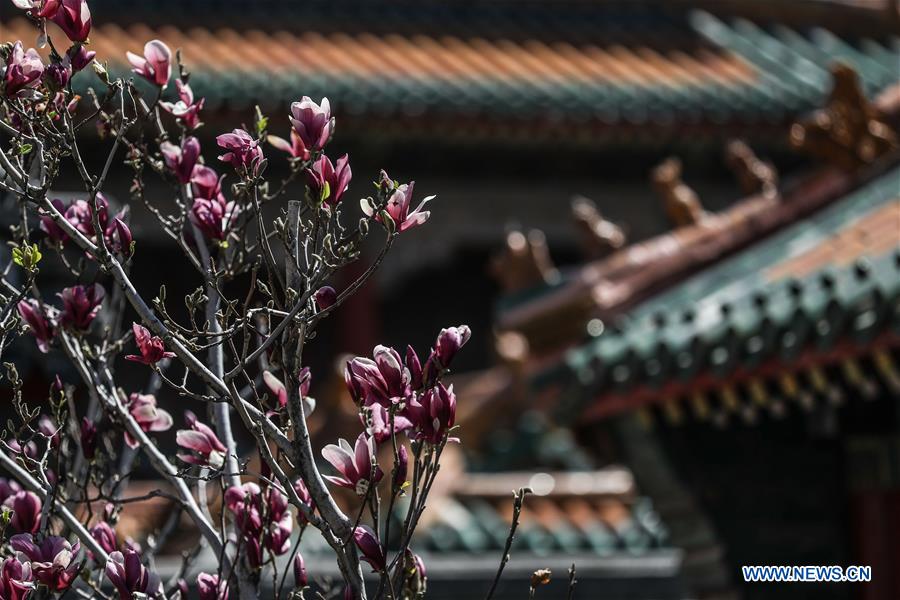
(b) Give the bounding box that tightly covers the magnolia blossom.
[176,411,227,469]
[10,534,80,592]
[403,550,427,597]
[267,129,309,160]
[127,40,171,88]
[3,491,41,534]
[0,556,32,600]
[353,525,386,572]
[58,284,104,331]
[263,487,293,556]
[306,154,351,207]
[191,196,237,242]
[67,44,95,71]
[363,174,433,233]
[406,345,424,390]
[322,433,383,496]
[11,0,59,17]
[39,198,69,244]
[50,0,91,43]
[216,129,263,176]
[409,383,457,444]
[3,42,43,97]
[224,482,263,534]
[80,417,97,459]
[90,521,117,556]
[16,299,54,353]
[434,325,472,369]
[362,403,412,445]
[0,479,22,504]
[43,61,70,91]
[190,164,224,200]
[160,136,200,183]
[293,552,308,587]
[394,443,409,489]
[197,572,229,600]
[344,345,411,408]
[262,368,314,414]
[105,550,161,599]
[314,285,337,310]
[160,80,204,130]
[293,478,315,525]
[123,393,173,448]
[58,193,130,253]
[125,323,175,365]
[289,96,332,152]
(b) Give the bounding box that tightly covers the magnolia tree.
[0,1,473,598]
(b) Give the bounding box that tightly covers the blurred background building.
[2,1,900,598]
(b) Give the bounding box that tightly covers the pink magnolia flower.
[43,61,70,91]
[190,196,238,242]
[362,403,412,445]
[16,299,54,353]
[62,193,128,253]
[306,154,351,207]
[408,383,457,445]
[80,417,97,459]
[267,129,308,161]
[50,0,91,43]
[2,491,41,535]
[90,521,117,555]
[58,284,104,331]
[190,164,224,201]
[262,368,313,413]
[10,534,80,592]
[0,479,22,504]
[293,552,307,587]
[216,129,263,176]
[160,80,204,130]
[0,556,32,600]
[293,478,315,525]
[403,549,427,595]
[289,96,333,152]
[353,525,386,572]
[3,42,43,98]
[263,487,293,555]
[314,285,337,310]
[176,410,227,469]
[394,443,409,489]
[63,194,107,237]
[406,345,424,390]
[126,40,171,88]
[105,549,161,599]
[322,433,383,496]
[363,173,434,233]
[224,482,263,534]
[39,198,69,244]
[109,217,133,257]
[160,136,200,183]
[197,572,229,600]
[125,323,175,365]
[344,345,411,408]
[433,325,471,369]
[67,44,95,71]
[123,393,173,449]
[11,0,59,18]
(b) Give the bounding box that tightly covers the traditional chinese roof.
[412,468,671,555]
[4,5,898,145]
[563,164,900,425]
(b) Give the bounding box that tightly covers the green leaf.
[12,244,41,271]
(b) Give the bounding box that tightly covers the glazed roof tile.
[4,9,896,143]
[563,164,900,423]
